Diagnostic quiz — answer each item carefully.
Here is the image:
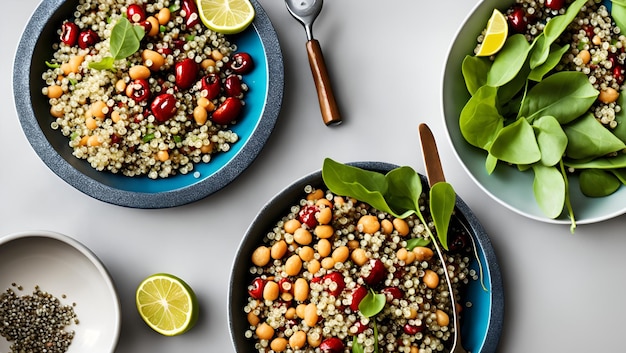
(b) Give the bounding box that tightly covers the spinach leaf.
[88,57,115,70]
[498,61,531,105]
[563,113,626,159]
[321,159,415,219]
[612,92,626,143]
[611,168,626,184]
[459,85,503,149]
[462,55,491,95]
[406,237,431,251]
[487,34,531,87]
[579,169,621,197]
[359,290,386,318]
[528,43,570,82]
[532,164,566,218]
[352,337,365,353]
[489,117,541,164]
[532,0,587,67]
[429,182,456,251]
[519,71,599,124]
[486,153,498,174]
[110,16,145,59]
[533,115,568,166]
[565,153,626,169]
[612,2,626,34]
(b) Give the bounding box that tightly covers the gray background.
[2,0,624,352]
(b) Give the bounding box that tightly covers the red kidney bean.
[230,52,254,74]
[298,205,319,229]
[322,272,345,297]
[212,97,242,125]
[248,278,266,300]
[507,7,528,33]
[224,75,243,97]
[182,0,200,27]
[126,79,151,102]
[60,22,79,46]
[348,285,367,311]
[545,0,565,10]
[319,337,344,353]
[201,74,221,99]
[138,20,152,35]
[151,93,178,122]
[403,323,424,335]
[78,29,99,49]
[381,286,403,302]
[127,4,146,23]
[175,58,199,90]
[362,258,387,286]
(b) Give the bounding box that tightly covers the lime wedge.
[476,9,508,57]
[196,0,255,34]
[135,273,199,336]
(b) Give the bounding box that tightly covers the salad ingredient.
[197,0,256,34]
[135,273,199,336]
[0,284,78,353]
[475,9,508,56]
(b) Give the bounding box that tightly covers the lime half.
[197,0,255,34]
[135,273,199,336]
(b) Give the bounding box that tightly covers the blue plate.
[13,0,283,208]
[228,162,504,353]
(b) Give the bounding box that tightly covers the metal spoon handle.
[306,40,342,126]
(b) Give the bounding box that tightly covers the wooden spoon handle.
[306,39,342,126]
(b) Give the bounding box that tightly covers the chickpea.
[405,251,416,265]
[46,85,63,99]
[315,198,333,209]
[284,219,302,234]
[270,337,288,352]
[592,34,602,45]
[294,228,312,245]
[381,219,393,235]
[304,303,319,327]
[255,322,274,341]
[321,257,335,270]
[295,304,307,319]
[289,331,306,349]
[293,278,309,302]
[577,49,591,65]
[350,248,368,266]
[211,49,224,61]
[396,248,408,262]
[201,58,216,70]
[247,311,260,326]
[111,111,122,123]
[413,246,434,261]
[251,246,271,267]
[193,105,208,125]
[314,225,334,239]
[298,246,315,262]
[331,246,349,263]
[78,135,89,146]
[157,150,170,162]
[347,240,359,250]
[599,87,619,103]
[316,207,332,225]
[423,269,439,289]
[392,218,410,236]
[85,117,98,130]
[271,240,287,259]
[307,331,322,347]
[142,49,165,71]
[358,215,380,234]
[307,259,321,274]
[284,255,302,276]
[156,7,171,25]
[115,79,126,93]
[129,65,151,80]
[90,101,108,119]
[200,142,214,154]
[197,97,215,111]
[317,239,331,257]
[263,281,279,301]
[436,309,450,327]
[50,105,64,118]
[87,135,101,147]
[285,307,297,320]
[307,189,324,201]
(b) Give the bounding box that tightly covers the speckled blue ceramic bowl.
[13,0,283,208]
[229,161,504,353]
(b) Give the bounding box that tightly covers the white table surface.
[2,0,626,352]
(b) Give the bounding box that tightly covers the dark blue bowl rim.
[12,0,284,208]
[228,161,504,353]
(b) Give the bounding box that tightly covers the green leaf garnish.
[352,337,364,353]
[406,237,431,251]
[358,289,386,318]
[45,61,60,69]
[429,182,455,251]
[89,16,145,70]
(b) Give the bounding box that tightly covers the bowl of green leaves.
[443,0,626,231]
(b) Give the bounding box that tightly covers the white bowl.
[0,231,120,353]
[442,0,626,225]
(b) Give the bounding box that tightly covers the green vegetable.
[358,290,386,318]
[352,337,364,353]
[45,61,60,69]
[579,169,621,197]
[89,16,145,70]
[563,113,626,159]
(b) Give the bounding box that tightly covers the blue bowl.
[228,161,504,352]
[13,0,283,208]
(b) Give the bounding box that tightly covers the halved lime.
[135,273,199,336]
[196,0,255,34]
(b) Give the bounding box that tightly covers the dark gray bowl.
[228,161,504,352]
[13,0,283,208]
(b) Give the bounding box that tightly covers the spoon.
[418,123,468,353]
[285,0,342,126]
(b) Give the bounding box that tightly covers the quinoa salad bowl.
[442,0,626,228]
[228,161,504,353]
[0,230,120,353]
[12,0,283,208]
